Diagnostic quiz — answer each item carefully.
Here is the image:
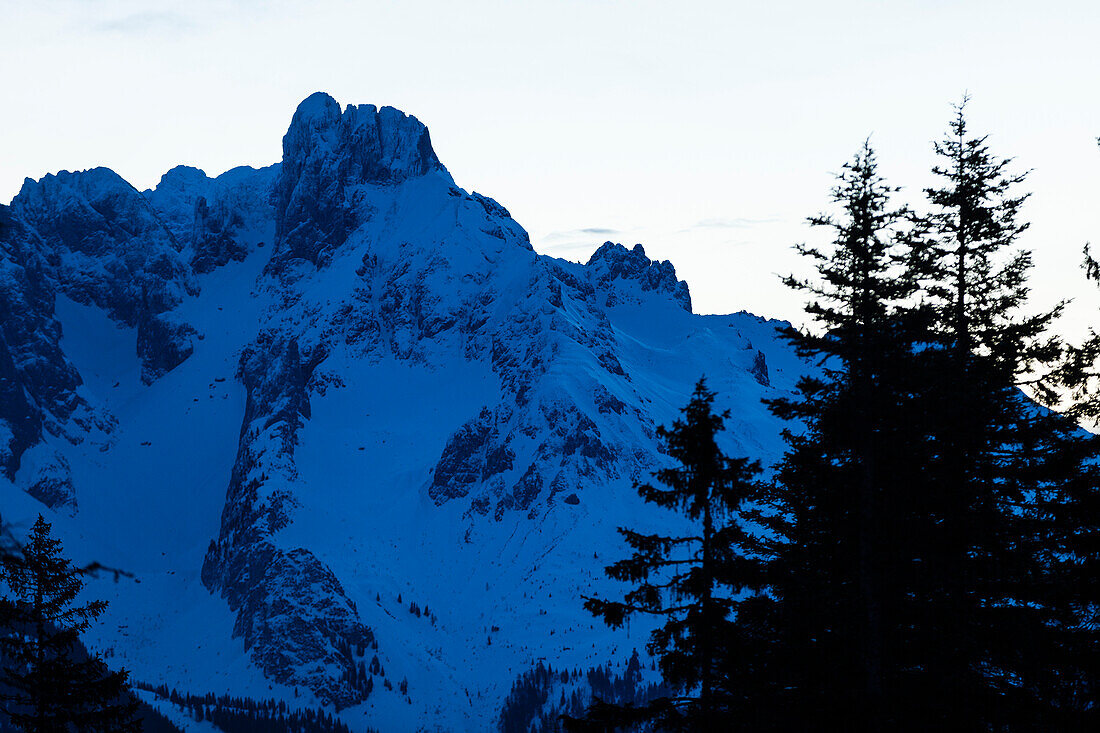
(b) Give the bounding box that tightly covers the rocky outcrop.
[206,542,373,707]
[0,334,42,479]
[269,92,450,270]
[144,164,278,273]
[201,334,374,708]
[585,242,692,311]
[21,449,76,514]
[11,167,196,324]
[0,205,90,478]
[10,167,203,387]
[136,312,198,385]
[190,194,249,274]
[142,165,212,243]
[424,256,646,519]
[429,407,513,504]
[751,349,770,387]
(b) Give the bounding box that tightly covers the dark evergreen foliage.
[565,380,767,731]
[731,139,931,730]
[132,705,185,733]
[0,514,140,732]
[738,106,1100,731]
[133,682,375,733]
[903,100,1100,728]
[563,106,1099,731]
[500,653,669,733]
[745,104,1100,730]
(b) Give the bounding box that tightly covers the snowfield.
[0,92,804,731]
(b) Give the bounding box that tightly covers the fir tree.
[0,515,139,732]
[738,140,928,731]
[901,99,1100,729]
[733,120,1100,730]
[564,379,766,731]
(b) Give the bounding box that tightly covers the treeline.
[565,102,1100,731]
[135,682,377,733]
[332,634,378,699]
[500,652,670,732]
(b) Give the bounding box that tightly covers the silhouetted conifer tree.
[0,515,139,732]
[901,99,1100,729]
[732,116,1099,731]
[739,139,928,731]
[564,379,766,731]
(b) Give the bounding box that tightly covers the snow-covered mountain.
[0,92,802,731]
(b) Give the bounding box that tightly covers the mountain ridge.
[0,92,802,730]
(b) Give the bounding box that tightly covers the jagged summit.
[586,241,692,312]
[284,92,446,185]
[12,167,194,324]
[0,92,801,730]
[153,164,210,191]
[143,163,277,274]
[16,166,142,202]
[270,92,456,269]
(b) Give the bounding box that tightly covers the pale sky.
[2,0,1098,334]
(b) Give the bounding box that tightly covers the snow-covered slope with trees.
[0,92,804,731]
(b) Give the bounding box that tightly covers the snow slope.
[0,92,804,731]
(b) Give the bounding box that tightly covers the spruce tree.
[737,140,928,731]
[746,108,1100,732]
[903,99,1100,729]
[564,379,766,731]
[0,515,140,732]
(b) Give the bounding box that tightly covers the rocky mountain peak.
[153,164,210,194]
[283,92,446,186]
[271,93,453,270]
[585,241,692,312]
[0,93,800,729]
[11,166,194,325]
[14,167,174,258]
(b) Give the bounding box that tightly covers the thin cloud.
[541,240,607,253]
[94,11,198,35]
[683,216,781,231]
[544,226,622,241]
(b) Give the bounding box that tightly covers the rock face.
[202,336,373,708]
[195,95,483,704]
[0,205,89,478]
[751,349,770,387]
[136,311,198,385]
[22,450,76,514]
[197,93,678,704]
[2,161,274,505]
[586,241,692,311]
[0,92,803,729]
[0,334,40,479]
[270,92,447,270]
[10,167,205,387]
[144,164,278,273]
[142,165,212,242]
[11,167,195,324]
